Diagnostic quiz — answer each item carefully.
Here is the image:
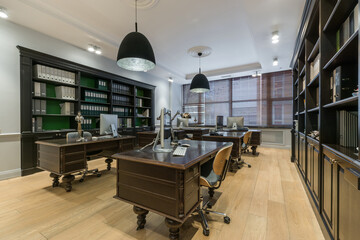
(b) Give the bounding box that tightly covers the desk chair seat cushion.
[200,170,221,188]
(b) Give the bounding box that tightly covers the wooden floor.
[0,147,324,240]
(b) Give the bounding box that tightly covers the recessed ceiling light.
[95,48,102,55]
[168,77,173,82]
[273,58,279,66]
[0,7,8,19]
[87,45,95,52]
[272,31,279,44]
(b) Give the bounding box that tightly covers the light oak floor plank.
[0,148,324,240]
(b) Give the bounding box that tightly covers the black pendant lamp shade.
[117,0,156,72]
[190,53,210,93]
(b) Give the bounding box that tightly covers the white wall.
[0,20,182,179]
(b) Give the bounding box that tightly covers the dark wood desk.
[137,130,186,147]
[112,140,228,239]
[222,129,262,155]
[175,128,210,140]
[202,132,245,171]
[36,136,135,191]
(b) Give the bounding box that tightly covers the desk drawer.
[64,145,83,154]
[87,141,118,152]
[64,161,86,173]
[64,152,85,164]
[185,164,199,181]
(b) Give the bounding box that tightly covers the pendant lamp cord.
[135,0,138,32]
[198,52,202,74]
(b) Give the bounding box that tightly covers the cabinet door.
[338,167,360,240]
[306,143,313,187]
[295,134,299,162]
[312,148,320,202]
[299,137,306,174]
[322,153,335,233]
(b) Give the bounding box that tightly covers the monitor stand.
[152,131,173,153]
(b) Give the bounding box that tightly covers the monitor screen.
[164,108,171,127]
[227,116,244,129]
[100,114,118,135]
[216,116,224,128]
[177,117,189,127]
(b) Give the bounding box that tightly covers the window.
[182,70,292,127]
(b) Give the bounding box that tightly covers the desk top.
[35,135,135,147]
[202,132,246,139]
[137,130,185,135]
[112,140,229,170]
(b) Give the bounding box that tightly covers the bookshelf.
[18,46,155,176]
[291,1,360,239]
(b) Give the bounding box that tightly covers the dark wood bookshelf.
[112,103,134,107]
[291,2,360,239]
[136,106,151,109]
[33,114,76,117]
[323,30,358,70]
[32,96,78,102]
[80,85,111,93]
[112,91,134,97]
[323,96,358,108]
[80,100,110,105]
[33,77,78,87]
[135,96,152,100]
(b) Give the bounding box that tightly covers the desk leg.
[50,173,60,187]
[133,206,149,230]
[105,158,113,171]
[62,174,75,192]
[251,146,258,155]
[165,218,182,240]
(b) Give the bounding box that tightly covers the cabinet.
[299,134,306,175]
[307,137,320,204]
[295,132,299,162]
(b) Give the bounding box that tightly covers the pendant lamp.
[190,52,210,93]
[117,0,156,72]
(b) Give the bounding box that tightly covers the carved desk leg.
[50,173,60,187]
[62,174,75,192]
[251,146,258,155]
[165,218,182,240]
[105,158,113,171]
[133,206,149,230]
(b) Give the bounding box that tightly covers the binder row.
[118,118,133,128]
[34,82,46,97]
[113,95,132,105]
[338,110,358,148]
[136,98,144,107]
[55,86,76,100]
[32,99,46,115]
[336,4,359,51]
[84,90,108,103]
[82,119,93,130]
[33,64,76,85]
[97,80,108,91]
[81,104,109,116]
[112,83,132,95]
[113,107,133,117]
[310,54,320,81]
[32,117,42,132]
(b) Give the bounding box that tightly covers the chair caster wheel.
[203,229,210,236]
[207,203,212,209]
[97,173,102,177]
[224,216,231,224]
[248,165,252,168]
[79,178,84,183]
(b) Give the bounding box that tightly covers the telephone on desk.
[238,127,249,131]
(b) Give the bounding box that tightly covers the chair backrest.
[243,131,252,145]
[213,143,233,180]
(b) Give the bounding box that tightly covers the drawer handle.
[330,158,337,164]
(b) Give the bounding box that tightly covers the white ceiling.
[0,0,305,83]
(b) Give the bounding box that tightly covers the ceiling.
[0,0,305,83]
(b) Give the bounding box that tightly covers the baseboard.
[0,168,21,180]
[260,143,290,149]
[21,167,42,176]
[294,163,332,240]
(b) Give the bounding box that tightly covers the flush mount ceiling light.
[117,0,156,72]
[87,45,95,52]
[273,57,279,66]
[272,31,279,44]
[0,7,8,19]
[88,45,102,55]
[95,47,102,55]
[190,51,210,93]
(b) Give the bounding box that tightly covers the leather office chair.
[66,132,102,182]
[197,143,233,236]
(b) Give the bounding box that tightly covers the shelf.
[295,112,299,116]
[34,129,76,134]
[80,100,110,106]
[323,30,358,70]
[112,104,134,107]
[294,96,299,101]
[82,115,102,118]
[300,111,306,115]
[33,77,78,87]
[307,73,319,87]
[323,96,358,108]
[294,78,299,85]
[136,116,151,119]
[113,91,134,97]
[308,107,319,113]
[80,86,110,93]
[32,96,78,102]
[299,89,305,96]
[117,116,134,118]
[33,114,76,117]
[299,66,305,77]
[136,96,151,100]
[323,144,359,165]
[307,136,320,145]
[136,106,151,109]
[323,0,358,32]
[307,39,320,62]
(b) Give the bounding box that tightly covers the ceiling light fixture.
[272,31,279,44]
[273,58,279,66]
[168,77,173,82]
[117,0,156,72]
[87,45,95,52]
[0,7,8,19]
[252,71,261,77]
[95,48,102,55]
[190,52,210,93]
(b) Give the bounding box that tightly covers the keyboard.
[173,147,187,156]
[96,135,114,140]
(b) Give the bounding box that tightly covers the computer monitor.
[227,116,244,129]
[216,116,224,130]
[177,117,189,127]
[100,114,118,137]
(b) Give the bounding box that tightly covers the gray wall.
[0,20,182,179]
